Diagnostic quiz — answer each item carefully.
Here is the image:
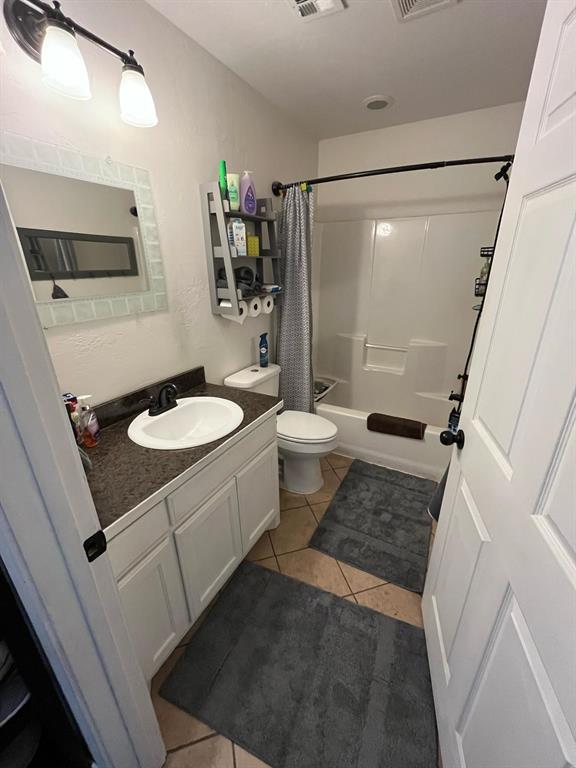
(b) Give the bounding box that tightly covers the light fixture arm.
[5,0,145,70]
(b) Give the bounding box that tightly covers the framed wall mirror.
[0,132,167,327]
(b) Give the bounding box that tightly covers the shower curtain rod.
[271,155,514,196]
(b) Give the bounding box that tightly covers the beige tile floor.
[152,452,438,767]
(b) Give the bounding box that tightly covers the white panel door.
[236,442,280,554]
[423,3,576,767]
[117,537,189,681]
[174,479,242,617]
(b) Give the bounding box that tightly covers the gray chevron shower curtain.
[277,186,315,412]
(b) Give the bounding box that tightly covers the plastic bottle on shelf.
[227,173,240,211]
[240,171,257,215]
[219,160,228,201]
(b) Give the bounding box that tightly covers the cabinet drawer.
[107,500,170,579]
[167,417,276,525]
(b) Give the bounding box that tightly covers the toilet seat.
[277,410,338,444]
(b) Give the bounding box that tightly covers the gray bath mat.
[310,460,436,593]
[160,561,437,768]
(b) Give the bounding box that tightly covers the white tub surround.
[315,210,501,427]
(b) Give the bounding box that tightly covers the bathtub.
[316,402,448,481]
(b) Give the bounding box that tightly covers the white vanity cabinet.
[174,479,242,618]
[107,500,189,681]
[116,537,189,681]
[106,417,280,681]
[236,442,280,553]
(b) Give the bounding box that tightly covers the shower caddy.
[200,181,282,319]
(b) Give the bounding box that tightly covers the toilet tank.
[224,363,281,396]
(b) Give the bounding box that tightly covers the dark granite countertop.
[86,369,281,530]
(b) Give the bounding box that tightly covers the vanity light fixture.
[119,53,158,128]
[3,0,158,126]
[40,12,91,100]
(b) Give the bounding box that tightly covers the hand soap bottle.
[78,395,100,448]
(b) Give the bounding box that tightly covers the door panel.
[457,593,573,768]
[537,414,576,565]
[423,4,576,766]
[475,181,575,453]
[433,478,490,663]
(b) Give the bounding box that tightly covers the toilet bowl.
[223,363,339,495]
[277,410,339,493]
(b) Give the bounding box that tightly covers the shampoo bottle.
[240,171,257,215]
[227,173,240,211]
[259,332,269,368]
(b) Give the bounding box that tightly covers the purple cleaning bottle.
[240,171,257,215]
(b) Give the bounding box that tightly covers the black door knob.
[440,429,465,450]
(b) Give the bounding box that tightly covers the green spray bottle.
[219,160,228,201]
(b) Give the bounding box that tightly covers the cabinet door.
[174,479,242,617]
[236,442,280,555]
[117,537,189,681]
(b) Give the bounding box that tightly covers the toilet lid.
[277,410,337,443]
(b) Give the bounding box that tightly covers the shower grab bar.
[365,343,408,352]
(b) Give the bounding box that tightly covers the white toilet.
[224,363,338,494]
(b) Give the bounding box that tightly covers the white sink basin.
[128,397,244,450]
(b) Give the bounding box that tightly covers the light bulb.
[119,66,158,128]
[41,23,91,100]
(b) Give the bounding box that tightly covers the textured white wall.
[0,0,317,404]
[316,103,524,221]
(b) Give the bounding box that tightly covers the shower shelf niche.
[201,180,282,318]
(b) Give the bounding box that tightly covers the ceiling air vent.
[288,0,346,23]
[391,0,459,22]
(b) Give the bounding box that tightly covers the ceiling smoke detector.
[287,0,346,23]
[390,0,460,22]
[363,95,393,111]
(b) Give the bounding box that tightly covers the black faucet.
[147,383,178,416]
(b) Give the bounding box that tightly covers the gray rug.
[310,460,437,593]
[160,561,437,768]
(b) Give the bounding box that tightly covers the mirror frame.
[0,132,167,327]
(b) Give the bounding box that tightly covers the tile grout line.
[308,499,326,525]
[267,528,282,572]
[335,558,354,595]
[280,503,310,513]
[352,581,391,597]
[166,730,219,754]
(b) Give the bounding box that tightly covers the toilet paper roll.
[261,296,274,314]
[247,297,262,318]
[219,299,248,324]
